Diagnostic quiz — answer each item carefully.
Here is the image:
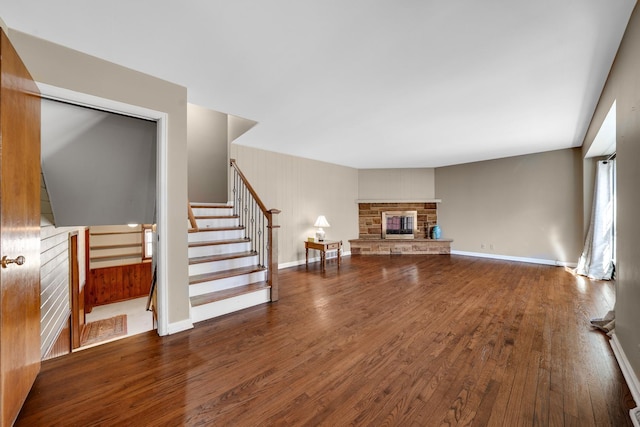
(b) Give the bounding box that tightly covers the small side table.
[305,240,342,271]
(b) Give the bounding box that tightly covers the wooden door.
[0,29,41,426]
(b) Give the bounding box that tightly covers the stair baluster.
[230,159,280,301]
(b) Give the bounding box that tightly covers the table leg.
[321,250,326,271]
[305,247,309,268]
[338,243,341,268]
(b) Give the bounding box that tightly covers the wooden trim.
[70,234,82,349]
[230,159,269,215]
[268,210,280,301]
[230,159,280,302]
[84,229,91,313]
[188,201,198,231]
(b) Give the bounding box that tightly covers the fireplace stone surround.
[349,200,452,255]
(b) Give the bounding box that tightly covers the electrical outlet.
[481,243,486,249]
[490,244,494,250]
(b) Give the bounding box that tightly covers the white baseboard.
[611,333,640,407]
[279,252,351,269]
[280,250,574,269]
[450,250,577,268]
[164,318,194,335]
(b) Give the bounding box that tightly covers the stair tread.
[189,238,250,248]
[190,203,232,208]
[189,265,266,284]
[188,226,244,233]
[190,282,270,307]
[195,215,239,219]
[189,251,257,265]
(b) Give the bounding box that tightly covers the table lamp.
[314,215,330,241]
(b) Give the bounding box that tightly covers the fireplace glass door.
[381,211,418,239]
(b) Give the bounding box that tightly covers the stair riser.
[188,242,252,258]
[190,289,271,323]
[189,229,245,243]
[192,207,233,216]
[196,218,239,229]
[189,271,267,297]
[189,256,259,276]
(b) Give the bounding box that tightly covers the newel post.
[268,209,281,301]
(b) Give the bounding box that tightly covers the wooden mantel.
[356,199,442,203]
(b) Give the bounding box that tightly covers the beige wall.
[581,5,640,381]
[9,30,191,329]
[230,144,359,264]
[187,103,228,203]
[435,148,583,263]
[358,168,435,200]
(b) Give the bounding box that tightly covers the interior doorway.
[39,84,169,349]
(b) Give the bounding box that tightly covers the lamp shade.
[314,215,330,228]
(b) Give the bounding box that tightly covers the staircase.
[188,202,271,323]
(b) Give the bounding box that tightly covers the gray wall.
[9,29,191,329]
[435,148,583,264]
[187,103,228,203]
[582,4,640,382]
[42,98,157,226]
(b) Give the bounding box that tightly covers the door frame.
[38,83,170,335]
[69,232,81,349]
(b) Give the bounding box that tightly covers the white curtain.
[575,159,615,280]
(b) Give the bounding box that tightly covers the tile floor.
[82,296,155,349]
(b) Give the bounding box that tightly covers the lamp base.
[315,228,325,242]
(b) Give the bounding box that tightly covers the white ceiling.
[2,1,636,168]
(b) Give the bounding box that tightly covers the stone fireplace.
[358,202,438,239]
[350,200,452,255]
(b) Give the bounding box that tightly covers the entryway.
[40,89,165,353]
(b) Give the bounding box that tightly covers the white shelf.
[356,199,441,203]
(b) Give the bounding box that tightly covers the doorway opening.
[39,83,169,352]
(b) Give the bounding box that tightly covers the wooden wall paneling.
[86,263,152,309]
[42,316,70,361]
[39,227,71,358]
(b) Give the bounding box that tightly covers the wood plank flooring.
[17,255,635,426]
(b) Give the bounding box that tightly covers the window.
[142,224,155,260]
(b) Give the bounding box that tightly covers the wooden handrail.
[230,159,269,215]
[188,201,198,231]
[230,159,280,301]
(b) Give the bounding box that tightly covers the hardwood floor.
[17,255,635,426]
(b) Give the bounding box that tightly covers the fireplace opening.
[381,211,417,240]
